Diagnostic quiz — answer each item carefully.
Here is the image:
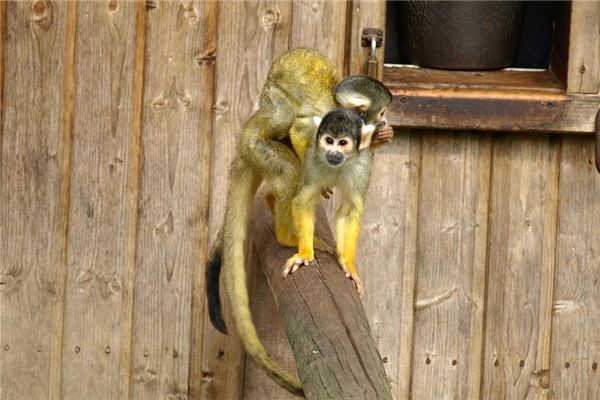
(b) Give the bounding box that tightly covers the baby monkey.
[283,108,376,295]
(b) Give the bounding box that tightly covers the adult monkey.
[206,48,392,395]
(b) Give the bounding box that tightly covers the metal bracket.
[361,28,383,48]
[595,109,600,173]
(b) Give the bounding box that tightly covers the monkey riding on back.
[205,48,392,396]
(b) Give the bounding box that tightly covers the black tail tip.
[206,249,228,334]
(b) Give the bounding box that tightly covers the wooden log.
[250,200,392,400]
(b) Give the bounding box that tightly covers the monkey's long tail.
[222,163,303,396]
[206,230,227,334]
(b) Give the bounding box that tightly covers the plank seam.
[50,2,78,399]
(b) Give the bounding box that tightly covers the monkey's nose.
[326,151,344,166]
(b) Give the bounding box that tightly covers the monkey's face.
[319,133,356,167]
[361,107,388,131]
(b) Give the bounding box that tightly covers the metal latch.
[361,28,383,79]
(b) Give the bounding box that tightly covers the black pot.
[396,1,524,70]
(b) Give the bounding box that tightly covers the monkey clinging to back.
[205,48,392,396]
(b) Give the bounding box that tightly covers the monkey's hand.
[282,253,314,278]
[338,261,364,298]
[372,124,393,147]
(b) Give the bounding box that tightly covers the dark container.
[397,1,524,70]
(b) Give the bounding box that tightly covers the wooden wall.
[0,1,598,400]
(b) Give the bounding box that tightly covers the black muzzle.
[326,151,344,166]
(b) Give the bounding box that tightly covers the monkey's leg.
[335,197,365,296]
[283,190,318,277]
[243,128,301,248]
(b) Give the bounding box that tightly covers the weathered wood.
[290,0,348,74]
[384,67,564,92]
[566,0,600,94]
[386,87,600,134]
[131,1,209,398]
[0,2,72,399]
[187,0,219,399]
[60,3,139,399]
[410,131,491,399]
[482,134,559,399]
[357,131,421,399]
[551,135,600,399]
[348,0,386,78]
[250,202,392,400]
[202,1,292,399]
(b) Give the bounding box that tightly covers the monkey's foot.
[314,237,336,255]
[345,271,364,298]
[339,262,364,298]
[282,254,314,278]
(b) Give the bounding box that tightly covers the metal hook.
[370,37,377,57]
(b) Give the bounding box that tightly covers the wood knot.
[31,1,53,31]
[33,1,46,16]
[535,369,550,389]
[177,95,191,107]
[182,3,197,22]
[151,96,169,110]
[145,0,157,10]
[201,371,215,383]
[107,0,119,13]
[137,368,157,384]
[77,271,97,291]
[0,273,17,292]
[196,52,216,65]
[154,211,174,237]
[213,100,229,116]
[261,10,279,27]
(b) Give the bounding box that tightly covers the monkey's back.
[267,48,339,115]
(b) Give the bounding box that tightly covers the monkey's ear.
[336,92,371,112]
[312,116,322,127]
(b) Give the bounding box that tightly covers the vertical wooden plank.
[187,0,218,398]
[0,1,5,136]
[131,1,211,398]
[410,132,492,399]
[60,2,140,399]
[347,0,386,77]
[0,2,72,399]
[358,130,421,400]
[290,0,348,73]
[482,135,559,400]
[202,1,292,399]
[566,1,600,94]
[120,3,147,399]
[551,136,600,400]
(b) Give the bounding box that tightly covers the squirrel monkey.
[283,109,376,296]
[205,48,392,395]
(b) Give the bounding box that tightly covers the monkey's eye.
[325,137,334,145]
[380,110,385,117]
[339,139,348,146]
